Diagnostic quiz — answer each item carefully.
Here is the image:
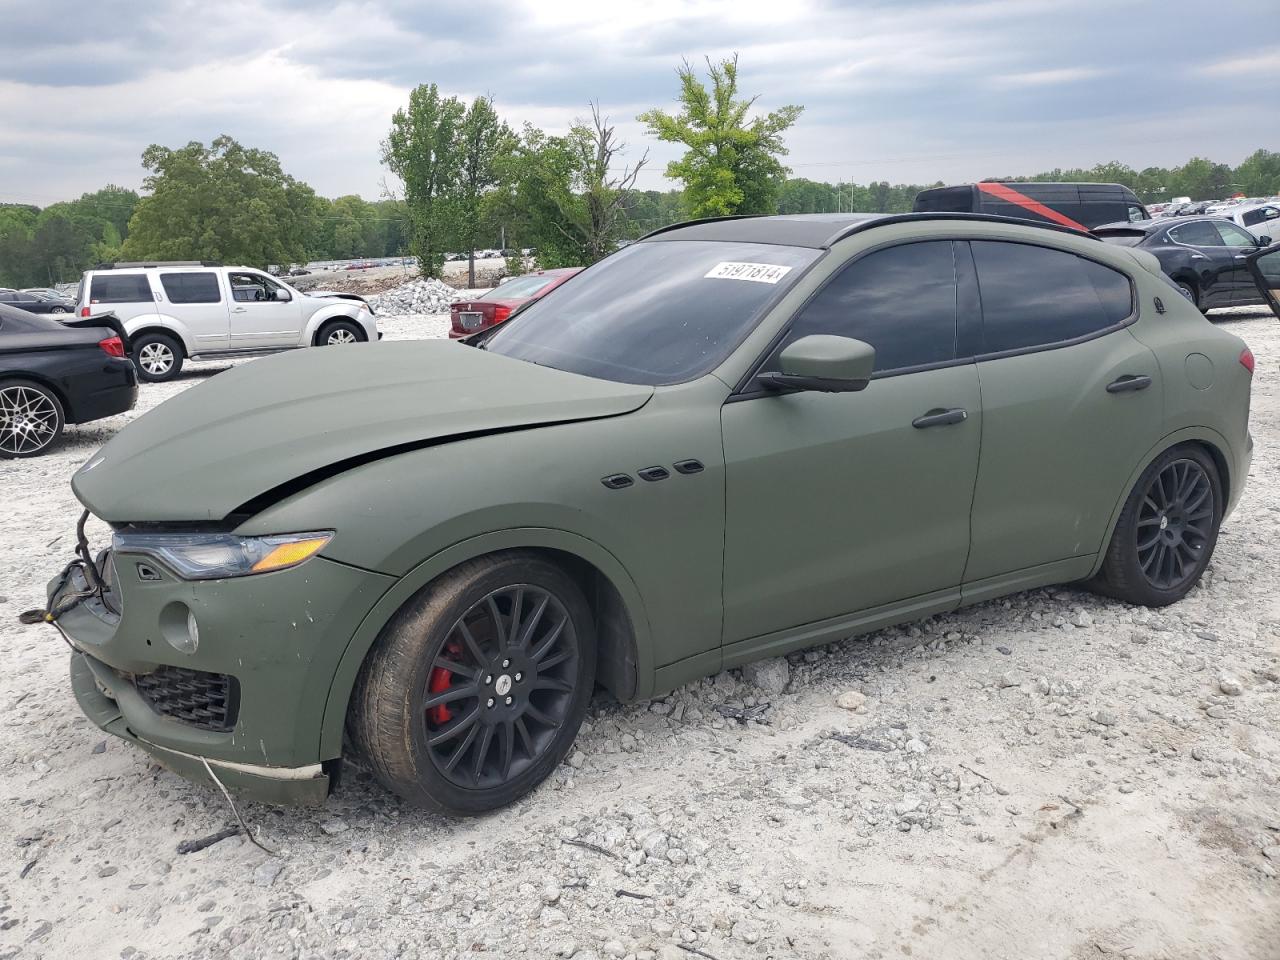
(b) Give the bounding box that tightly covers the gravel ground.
[2,308,1278,960]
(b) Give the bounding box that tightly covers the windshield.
[481,274,559,300]
[484,240,820,385]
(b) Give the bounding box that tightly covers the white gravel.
[2,307,1278,959]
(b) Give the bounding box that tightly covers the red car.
[449,267,582,339]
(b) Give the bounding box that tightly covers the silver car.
[76,262,379,381]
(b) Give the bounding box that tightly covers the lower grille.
[133,666,239,732]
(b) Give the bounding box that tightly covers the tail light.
[99,336,126,358]
[1239,347,1255,374]
[80,306,91,317]
[492,305,512,323]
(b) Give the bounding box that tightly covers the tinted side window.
[1169,221,1223,247]
[1242,206,1279,227]
[775,241,958,373]
[90,274,153,304]
[160,272,221,304]
[1215,222,1258,247]
[972,242,1133,354]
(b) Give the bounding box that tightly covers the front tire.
[317,319,363,346]
[350,552,596,814]
[132,332,184,382]
[0,379,65,458]
[1093,445,1222,606]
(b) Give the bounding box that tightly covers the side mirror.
[758,335,875,393]
[1259,235,1272,247]
[273,288,292,302]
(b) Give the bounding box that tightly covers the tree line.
[3,52,1278,288]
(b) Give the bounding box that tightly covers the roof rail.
[825,212,1101,246]
[636,215,761,241]
[92,260,224,270]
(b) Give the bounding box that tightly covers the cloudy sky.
[2,0,1276,205]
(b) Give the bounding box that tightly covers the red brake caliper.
[428,641,463,726]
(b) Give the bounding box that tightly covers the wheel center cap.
[1159,515,1169,530]
[494,674,513,696]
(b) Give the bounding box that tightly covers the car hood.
[73,341,653,523]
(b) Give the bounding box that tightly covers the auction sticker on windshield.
[704,261,794,284]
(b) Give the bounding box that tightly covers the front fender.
[300,301,373,345]
[316,527,656,759]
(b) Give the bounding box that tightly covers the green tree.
[121,135,322,268]
[639,54,802,217]
[1167,156,1234,202]
[0,205,40,286]
[383,83,465,278]
[449,96,513,286]
[487,125,583,267]
[75,185,140,240]
[1234,149,1280,197]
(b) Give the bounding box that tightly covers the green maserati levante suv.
[41,213,1255,813]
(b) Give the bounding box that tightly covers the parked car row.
[0,288,76,313]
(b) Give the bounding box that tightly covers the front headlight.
[111,531,333,580]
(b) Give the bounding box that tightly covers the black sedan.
[1095,217,1275,311]
[0,289,76,314]
[0,303,137,458]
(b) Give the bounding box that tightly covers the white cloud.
[0,0,1275,203]
[1198,47,1280,76]
[989,67,1110,87]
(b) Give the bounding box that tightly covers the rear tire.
[1174,280,1204,313]
[1092,445,1222,606]
[132,332,184,382]
[349,551,596,814]
[0,379,64,458]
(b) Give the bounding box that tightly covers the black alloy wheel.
[1093,444,1222,607]
[422,585,578,789]
[349,551,596,814]
[1135,457,1214,591]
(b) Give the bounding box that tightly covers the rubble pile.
[367,278,459,314]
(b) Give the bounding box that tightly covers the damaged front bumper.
[48,546,393,806]
[69,648,332,805]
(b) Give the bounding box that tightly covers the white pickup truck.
[76,262,380,381]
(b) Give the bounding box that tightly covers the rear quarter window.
[159,272,222,304]
[90,273,154,304]
[972,241,1134,355]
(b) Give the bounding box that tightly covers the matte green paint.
[71,340,653,522]
[53,217,1253,804]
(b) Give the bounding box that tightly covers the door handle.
[912,407,968,429]
[232,307,247,313]
[1106,374,1153,393]
[1190,253,1206,260]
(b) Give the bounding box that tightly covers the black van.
[913,182,1149,230]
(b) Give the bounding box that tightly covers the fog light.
[160,601,199,654]
[186,609,200,653]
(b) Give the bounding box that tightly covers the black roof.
[641,212,1098,248]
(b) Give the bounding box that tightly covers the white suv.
[76,262,380,381]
